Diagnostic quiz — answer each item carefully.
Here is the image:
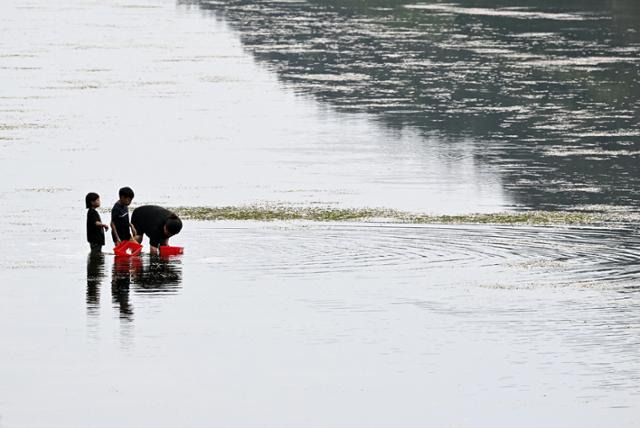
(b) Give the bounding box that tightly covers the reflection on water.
[133,255,183,293]
[86,253,183,322]
[112,256,135,321]
[189,0,640,211]
[86,251,105,316]
[0,0,512,215]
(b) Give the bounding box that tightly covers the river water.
[191,0,640,211]
[1,0,639,426]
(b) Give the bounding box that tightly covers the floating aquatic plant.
[168,205,638,225]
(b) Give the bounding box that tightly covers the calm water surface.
[1,0,640,426]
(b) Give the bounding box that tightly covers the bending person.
[131,205,183,254]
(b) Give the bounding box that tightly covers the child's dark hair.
[119,186,135,199]
[166,213,183,236]
[85,192,99,209]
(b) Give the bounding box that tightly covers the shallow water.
[2,222,640,426]
[1,0,640,426]
[0,0,508,214]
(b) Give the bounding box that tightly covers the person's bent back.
[131,205,182,254]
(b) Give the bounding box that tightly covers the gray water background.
[190,0,640,211]
[1,0,640,426]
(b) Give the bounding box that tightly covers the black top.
[111,202,131,241]
[131,205,172,248]
[86,208,105,245]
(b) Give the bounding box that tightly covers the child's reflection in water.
[86,251,105,316]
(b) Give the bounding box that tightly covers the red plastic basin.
[114,241,143,257]
[159,246,183,256]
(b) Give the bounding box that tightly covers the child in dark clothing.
[86,192,109,251]
[110,186,137,245]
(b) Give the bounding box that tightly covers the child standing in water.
[86,192,108,252]
[110,186,137,244]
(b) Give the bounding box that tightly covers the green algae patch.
[407,211,602,225]
[171,206,397,222]
[169,205,623,225]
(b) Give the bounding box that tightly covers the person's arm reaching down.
[129,223,137,242]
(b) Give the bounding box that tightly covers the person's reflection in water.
[86,250,105,316]
[108,254,183,324]
[132,254,183,293]
[112,256,135,321]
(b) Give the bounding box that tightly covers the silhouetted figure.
[131,205,183,255]
[85,192,108,252]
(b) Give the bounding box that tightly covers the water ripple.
[206,223,640,285]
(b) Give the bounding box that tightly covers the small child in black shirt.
[86,192,109,251]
